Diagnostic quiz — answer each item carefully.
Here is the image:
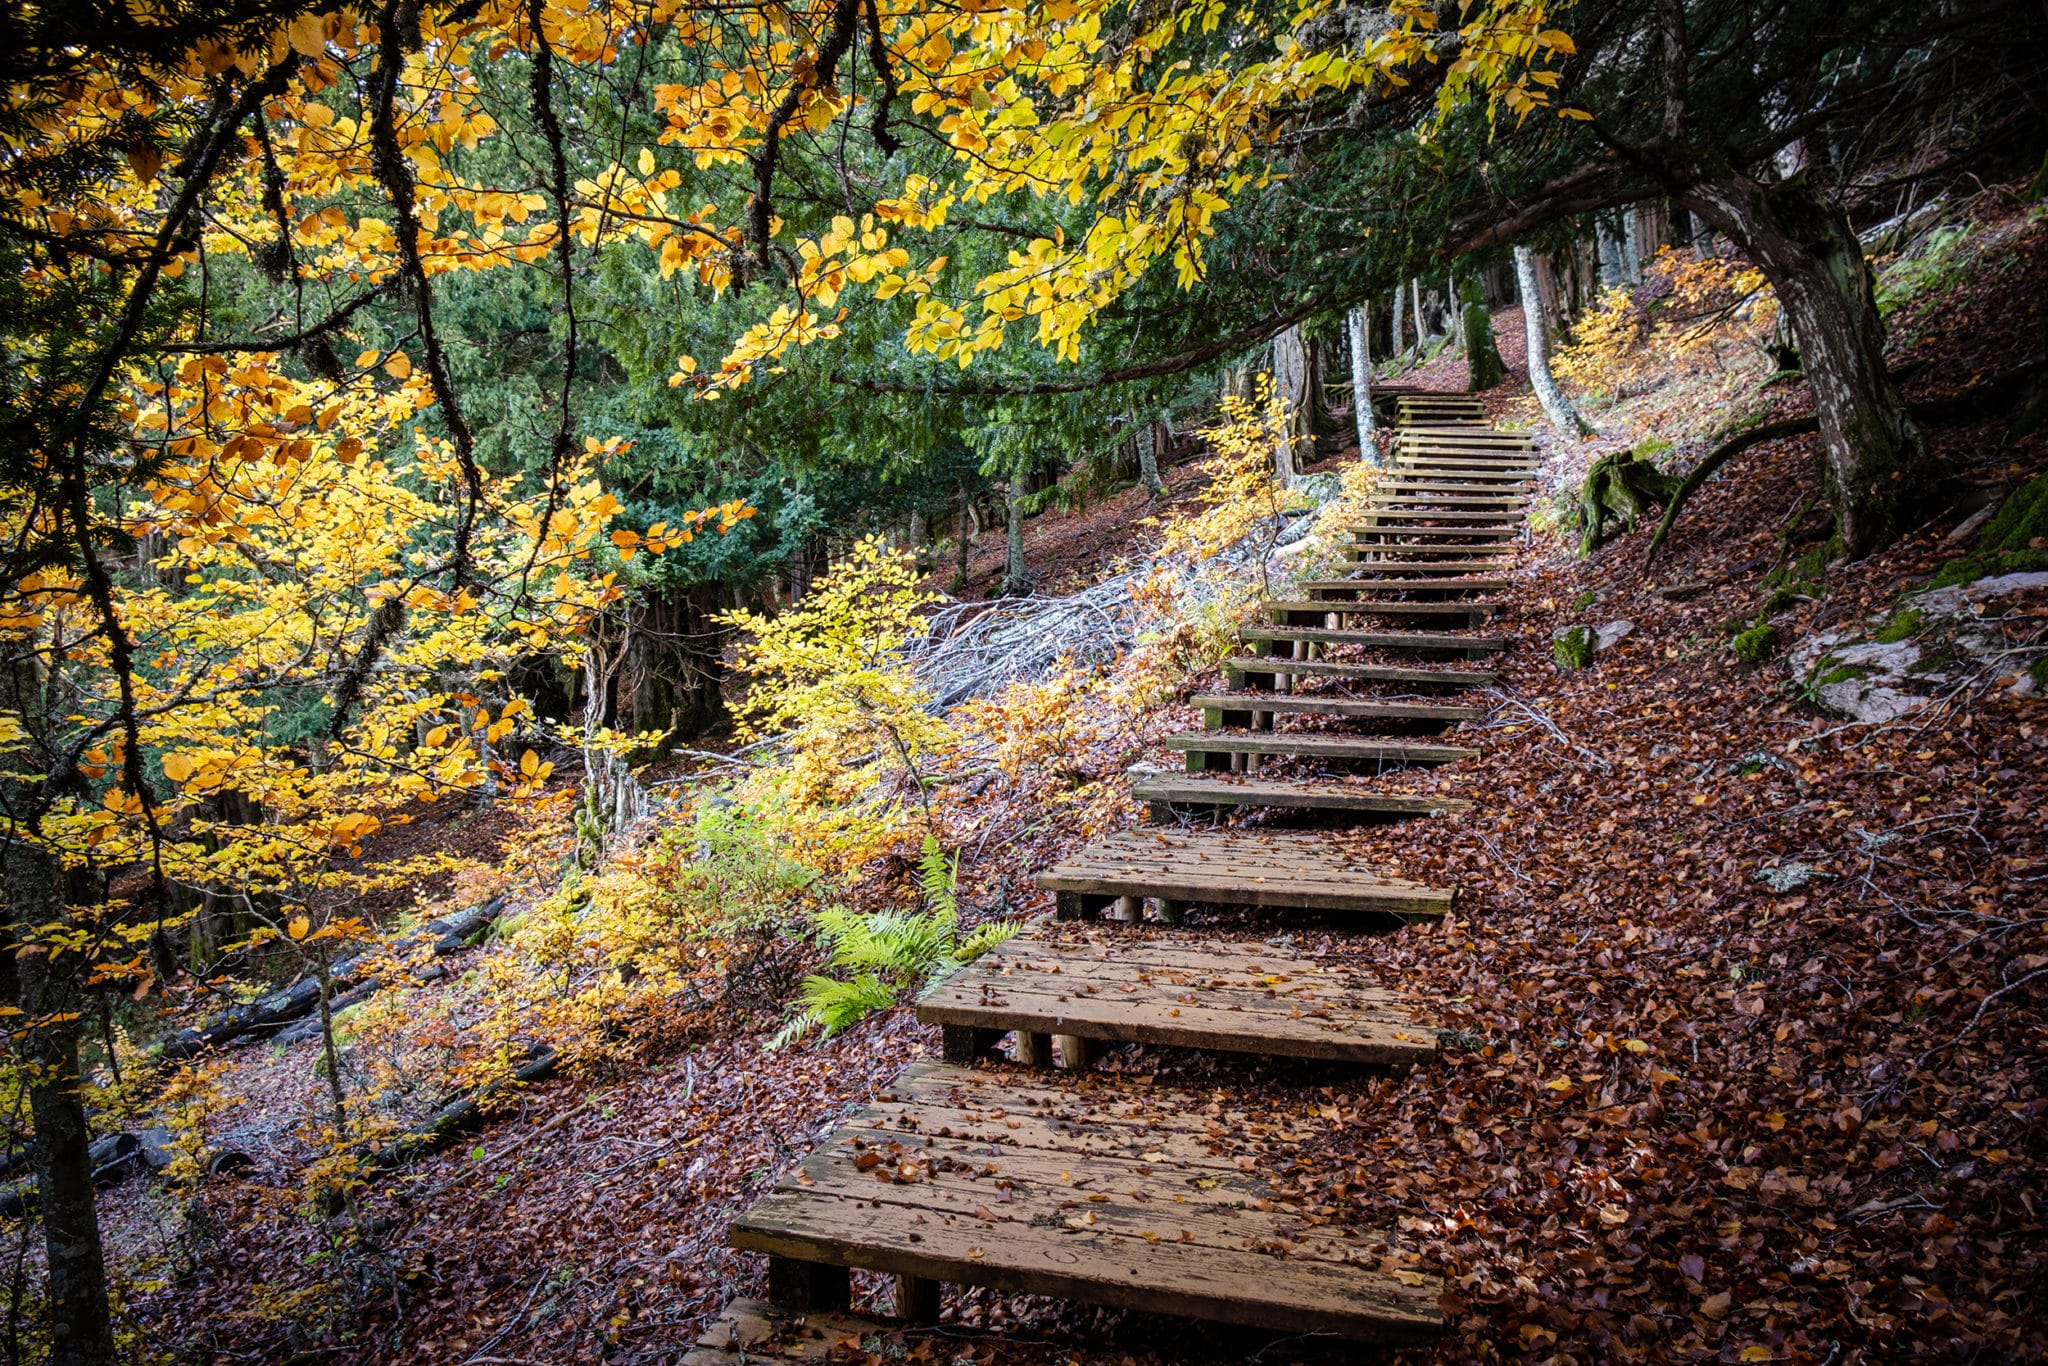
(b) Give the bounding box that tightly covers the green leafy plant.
[770,836,1019,1047]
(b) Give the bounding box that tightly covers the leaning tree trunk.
[1683,172,1936,555]
[1271,324,1315,481]
[1346,302,1378,460]
[1515,246,1592,437]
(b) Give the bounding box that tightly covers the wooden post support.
[1146,800,1172,825]
[1154,898,1182,925]
[1013,1031,1053,1066]
[1054,1034,1097,1069]
[767,1257,850,1312]
[940,1025,1002,1064]
[894,1274,941,1325]
[1111,895,1141,923]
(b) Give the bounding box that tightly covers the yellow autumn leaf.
[287,13,327,58]
[520,749,539,777]
[383,352,412,380]
[161,753,197,782]
[286,914,311,941]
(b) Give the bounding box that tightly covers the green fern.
[769,835,1019,1047]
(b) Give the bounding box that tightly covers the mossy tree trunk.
[1460,277,1506,392]
[1579,447,1683,555]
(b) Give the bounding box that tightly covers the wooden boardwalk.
[719,394,1540,1347]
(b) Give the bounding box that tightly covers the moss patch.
[1732,623,1778,666]
[1554,625,1595,670]
[1873,607,1925,644]
[1931,471,2048,587]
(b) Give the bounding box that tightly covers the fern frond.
[917,834,959,920]
[955,918,1023,962]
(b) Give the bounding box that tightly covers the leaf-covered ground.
[115,217,2046,1364]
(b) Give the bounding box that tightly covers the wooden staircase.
[710,391,1541,1357]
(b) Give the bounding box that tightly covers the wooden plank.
[1036,830,1452,915]
[733,1172,1441,1343]
[1239,626,1507,652]
[1189,692,1483,720]
[1297,576,1507,593]
[1350,510,1528,523]
[1344,528,1521,540]
[1166,733,1477,764]
[1223,657,1497,687]
[917,936,1436,1066]
[1260,600,1499,623]
[1134,772,1469,817]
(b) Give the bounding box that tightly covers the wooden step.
[1376,490,1530,503]
[727,1063,1444,1342]
[1133,771,1471,818]
[1351,505,1531,520]
[1261,599,1502,623]
[1345,527,1520,541]
[920,924,1439,1067]
[1224,657,1497,688]
[1239,626,1506,653]
[1381,470,1536,483]
[1169,731,1478,769]
[1190,691,1484,722]
[1378,483,1531,496]
[1040,828,1454,918]
[1338,558,1514,573]
[1298,576,1509,594]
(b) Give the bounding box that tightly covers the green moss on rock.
[1554,625,1596,669]
[1732,622,1779,665]
[1932,471,2048,587]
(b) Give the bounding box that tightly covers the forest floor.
[114,208,2048,1364]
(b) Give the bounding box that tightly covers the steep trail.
[694,390,1537,1360]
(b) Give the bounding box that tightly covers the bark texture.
[1515,246,1592,438]
[1459,278,1506,392]
[1681,171,1934,554]
[1271,324,1316,480]
[1346,302,1378,460]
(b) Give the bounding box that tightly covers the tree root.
[1579,447,1683,556]
[1643,358,2048,569]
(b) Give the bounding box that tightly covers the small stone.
[1594,620,1634,652]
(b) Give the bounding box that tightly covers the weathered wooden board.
[1260,599,1501,624]
[1297,576,1509,594]
[1168,732,1477,765]
[1132,771,1470,817]
[1037,828,1453,916]
[1239,626,1507,653]
[1190,692,1484,721]
[1350,509,1529,523]
[1222,657,1497,687]
[727,1063,1443,1342]
[918,924,1439,1066]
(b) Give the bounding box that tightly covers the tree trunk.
[1346,302,1378,460]
[1515,246,1592,438]
[952,486,972,591]
[1002,480,1030,596]
[1390,284,1407,361]
[1270,324,1314,481]
[907,508,929,572]
[1596,213,1628,289]
[16,897,114,1366]
[1621,208,1644,284]
[3,653,114,1366]
[1682,172,1935,554]
[1410,279,1423,345]
[1459,277,1506,392]
[1135,418,1166,497]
